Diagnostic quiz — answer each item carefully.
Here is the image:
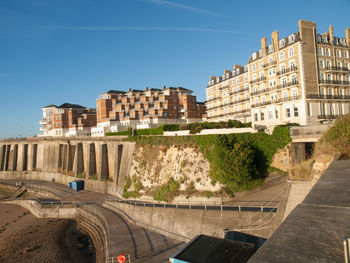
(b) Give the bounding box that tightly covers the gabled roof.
[42,104,57,108]
[58,103,86,109]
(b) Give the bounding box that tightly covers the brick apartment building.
[92,86,206,136]
[40,103,96,137]
[206,20,350,128]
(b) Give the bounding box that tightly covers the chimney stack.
[329,25,334,44]
[346,28,350,47]
[271,30,279,52]
[261,37,267,56]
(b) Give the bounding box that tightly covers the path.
[0,179,183,263]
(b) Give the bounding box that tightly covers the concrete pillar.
[4,145,10,171]
[114,144,123,184]
[87,143,96,179]
[17,144,28,171]
[98,144,109,181]
[9,144,18,171]
[74,143,84,177]
[66,144,75,174]
[0,145,5,171]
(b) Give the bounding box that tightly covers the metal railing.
[251,95,300,108]
[319,80,350,85]
[306,94,350,100]
[276,66,298,76]
[105,199,278,213]
[250,81,299,96]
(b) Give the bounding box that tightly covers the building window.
[294,106,299,117]
[252,64,256,71]
[292,90,298,99]
[260,112,265,121]
[288,48,294,57]
[339,103,343,115]
[320,60,324,68]
[254,113,258,121]
[337,50,341,57]
[286,108,291,118]
[275,109,279,118]
[288,34,295,43]
[325,48,330,56]
[290,62,296,70]
[279,52,285,61]
[326,61,331,69]
[259,61,263,69]
[282,78,287,87]
[345,51,349,58]
[319,47,323,55]
[291,75,297,84]
[280,65,286,73]
[279,39,285,48]
[269,110,273,119]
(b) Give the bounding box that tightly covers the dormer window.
[322,35,328,43]
[252,52,257,60]
[268,45,273,53]
[237,68,240,74]
[288,34,295,43]
[258,50,263,57]
[279,39,285,48]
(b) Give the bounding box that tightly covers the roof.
[42,104,57,108]
[170,235,254,263]
[105,90,126,94]
[58,103,86,109]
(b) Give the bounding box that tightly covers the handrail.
[105,199,278,213]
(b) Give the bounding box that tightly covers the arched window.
[288,48,294,57]
[325,48,330,56]
[279,52,285,61]
[319,47,323,55]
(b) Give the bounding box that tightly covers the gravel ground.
[0,203,95,263]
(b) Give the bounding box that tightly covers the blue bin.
[68,182,72,188]
[71,180,84,191]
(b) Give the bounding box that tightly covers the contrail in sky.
[40,26,254,35]
[140,0,222,16]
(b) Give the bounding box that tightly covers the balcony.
[263,61,277,68]
[229,87,250,96]
[251,95,300,108]
[40,120,47,125]
[306,94,350,100]
[250,76,266,85]
[317,114,341,120]
[276,66,298,76]
[250,81,299,96]
[207,109,251,119]
[319,80,350,85]
[325,66,350,72]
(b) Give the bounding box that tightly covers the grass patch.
[89,174,98,180]
[290,159,315,181]
[123,176,143,199]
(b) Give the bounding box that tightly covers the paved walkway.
[249,159,350,263]
[0,179,184,263]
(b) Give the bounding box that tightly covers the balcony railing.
[319,80,350,85]
[251,95,300,108]
[317,114,341,120]
[324,66,350,72]
[263,61,277,68]
[250,81,299,96]
[207,98,250,111]
[250,77,266,84]
[306,94,350,100]
[207,109,251,119]
[230,87,250,96]
[276,66,298,76]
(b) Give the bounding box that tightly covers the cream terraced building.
[206,20,350,128]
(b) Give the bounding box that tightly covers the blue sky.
[1,0,350,138]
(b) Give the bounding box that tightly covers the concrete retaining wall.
[0,138,135,197]
[104,201,282,239]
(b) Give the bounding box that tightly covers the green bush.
[322,114,350,154]
[137,127,163,135]
[153,177,180,201]
[122,176,143,199]
[106,129,132,136]
[130,127,291,193]
[162,124,180,131]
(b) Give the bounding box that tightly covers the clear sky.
[1,0,350,138]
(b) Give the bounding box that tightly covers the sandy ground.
[0,203,95,263]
